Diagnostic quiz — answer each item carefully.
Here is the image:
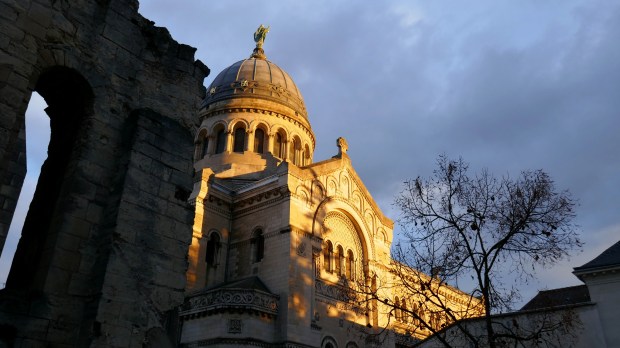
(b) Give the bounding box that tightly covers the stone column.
[267,133,275,154]
[246,129,254,152]
[284,140,291,161]
[225,130,233,153]
[206,135,215,155]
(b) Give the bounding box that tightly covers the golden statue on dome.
[251,24,270,59]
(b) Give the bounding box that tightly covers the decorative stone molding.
[207,78,307,114]
[202,195,232,218]
[296,241,306,256]
[227,319,243,333]
[287,226,324,245]
[180,288,279,319]
[234,186,289,209]
[315,279,367,315]
[315,279,355,303]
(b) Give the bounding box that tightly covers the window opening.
[274,132,283,158]
[233,127,245,153]
[254,128,265,153]
[205,233,221,266]
[0,93,49,288]
[215,129,226,154]
[336,245,344,276]
[253,229,264,262]
[4,67,93,291]
[200,135,209,158]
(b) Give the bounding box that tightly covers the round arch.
[311,197,376,265]
[249,120,271,134]
[210,120,228,133]
[6,66,94,291]
[321,336,338,348]
[227,118,250,132]
[194,127,208,142]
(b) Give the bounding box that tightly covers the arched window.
[200,135,209,158]
[4,67,92,291]
[336,245,344,276]
[322,336,338,348]
[401,300,408,322]
[215,128,226,154]
[233,127,245,153]
[254,128,265,153]
[346,249,354,280]
[253,229,265,262]
[324,241,333,273]
[205,233,221,266]
[196,130,209,159]
[274,132,283,158]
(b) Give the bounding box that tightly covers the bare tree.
[383,155,582,347]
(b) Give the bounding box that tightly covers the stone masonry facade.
[0,0,208,346]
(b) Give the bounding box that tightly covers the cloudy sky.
[2,1,619,308]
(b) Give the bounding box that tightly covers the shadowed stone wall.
[0,0,208,346]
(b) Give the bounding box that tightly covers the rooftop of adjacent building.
[520,285,591,311]
[573,240,620,273]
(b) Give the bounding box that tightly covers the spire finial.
[251,24,270,59]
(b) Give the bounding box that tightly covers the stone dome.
[203,57,308,120]
[194,29,316,176]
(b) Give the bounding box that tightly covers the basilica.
[177,27,477,348]
[0,2,477,345]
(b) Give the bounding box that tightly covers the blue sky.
[2,1,619,308]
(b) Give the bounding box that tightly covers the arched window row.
[322,240,356,281]
[193,122,312,164]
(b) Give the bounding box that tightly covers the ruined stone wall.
[0,0,208,346]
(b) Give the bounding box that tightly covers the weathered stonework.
[0,0,208,346]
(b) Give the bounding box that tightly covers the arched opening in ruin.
[5,66,93,292]
[0,93,49,287]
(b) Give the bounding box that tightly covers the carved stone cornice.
[233,187,290,216]
[290,225,323,244]
[180,288,279,319]
[314,279,366,316]
[202,194,232,218]
[234,186,288,209]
